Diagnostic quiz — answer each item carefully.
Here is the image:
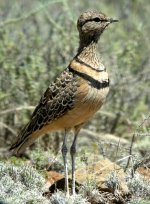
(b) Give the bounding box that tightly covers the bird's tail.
[9,120,39,156]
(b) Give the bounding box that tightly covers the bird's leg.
[61,129,69,197]
[70,130,79,196]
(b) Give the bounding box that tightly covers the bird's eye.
[93,17,101,22]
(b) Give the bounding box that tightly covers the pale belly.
[46,86,109,131]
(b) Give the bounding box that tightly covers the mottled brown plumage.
[10,10,118,196]
[10,70,79,153]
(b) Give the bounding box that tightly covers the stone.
[46,171,64,186]
[75,159,129,195]
[137,167,150,181]
[46,159,129,196]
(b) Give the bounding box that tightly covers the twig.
[81,129,129,145]
[115,138,121,161]
[116,155,132,164]
[124,133,135,172]
[133,156,150,172]
[41,0,76,37]
[0,106,35,116]
[97,110,137,126]
[0,0,63,28]
[44,10,67,37]
[125,114,150,172]
[0,122,17,136]
[99,141,106,159]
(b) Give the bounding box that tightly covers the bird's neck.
[76,37,101,69]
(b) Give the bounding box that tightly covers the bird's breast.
[76,74,109,114]
[67,59,110,122]
[44,61,110,131]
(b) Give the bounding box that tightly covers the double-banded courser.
[10,10,118,196]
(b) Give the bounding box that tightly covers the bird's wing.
[10,69,79,154]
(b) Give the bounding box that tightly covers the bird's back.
[10,68,78,154]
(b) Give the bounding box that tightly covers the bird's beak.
[108,18,119,23]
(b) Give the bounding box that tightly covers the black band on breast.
[68,66,109,89]
[75,57,106,72]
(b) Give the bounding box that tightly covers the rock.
[47,171,64,186]
[46,159,129,196]
[46,171,80,193]
[49,177,80,193]
[75,159,129,195]
[137,167,150,181]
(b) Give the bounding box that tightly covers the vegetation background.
[0,0,150,203]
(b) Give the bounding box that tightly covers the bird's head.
[77,10,118,42]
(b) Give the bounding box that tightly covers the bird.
[10,10,118,196]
